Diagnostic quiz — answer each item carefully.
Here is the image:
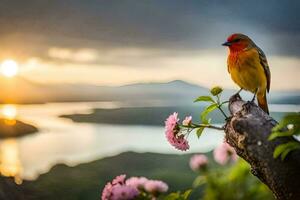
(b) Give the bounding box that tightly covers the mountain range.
[0,77,299,104]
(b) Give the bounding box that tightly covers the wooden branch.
[225,94,300,200]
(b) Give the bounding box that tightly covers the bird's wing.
[257,47,271,92]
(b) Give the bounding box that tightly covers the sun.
[1,105,17,120]
[1,59,19,77]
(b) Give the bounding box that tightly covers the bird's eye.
[234,39,241,43]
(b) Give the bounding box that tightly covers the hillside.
[0,77,299,104]
[18,152,206,200]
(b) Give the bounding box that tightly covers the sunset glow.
[1,105,17,126]
[1,59,19,77]
[1,105,17,120]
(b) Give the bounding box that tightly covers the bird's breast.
[227,50,266,93]
[228,52,240,71]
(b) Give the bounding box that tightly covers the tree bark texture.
[225,94,300,200]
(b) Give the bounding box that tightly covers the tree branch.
[225,94,300,200]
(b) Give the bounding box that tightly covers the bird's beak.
[222,41,232,46]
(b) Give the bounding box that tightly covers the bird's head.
[222,33,254,52]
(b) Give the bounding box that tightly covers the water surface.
[0,102,298,181]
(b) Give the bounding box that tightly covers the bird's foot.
[234,88,243,96]
[250,96,256,103]
[251,89,258,103]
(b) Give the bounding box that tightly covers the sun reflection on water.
[0,105,22,184]
[1,104,17,126]
[0,139,23,184]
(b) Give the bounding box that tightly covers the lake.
[0,102,299,183]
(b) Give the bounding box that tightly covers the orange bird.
[222,33,271,114]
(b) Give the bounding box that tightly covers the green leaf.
[164,190,192,200]
[164,192,180,200]
[182,189,192,200]
[281,146,299,160]
[194,96,215,103]
[201,118,211,125]
[271,113,300,160]
[273,143,288,159]
[273,142,300,159]
[196,127,205,138]
[201,103,218,123]
[281,142,300,160]
[210,86,223,96]
[193,175,206,187]
[268,131,293,140]
[272,113,300,132]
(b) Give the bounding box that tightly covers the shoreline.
[0,118,38,138]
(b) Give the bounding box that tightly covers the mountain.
[0,77,299,104]
[0,78,207,104]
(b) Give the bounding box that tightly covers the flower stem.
[221,100,229,105]
[181,123,224,131]
[216,96,228,119]
[195,124,224,130]
[217,105,228,119]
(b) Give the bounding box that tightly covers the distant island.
[60,106,289,126]
[0,118,38,138]
[60,106,227,125]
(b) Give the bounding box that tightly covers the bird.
[222,33,270,114]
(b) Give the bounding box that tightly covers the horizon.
[1,76,299,93]
[0,75,299,105]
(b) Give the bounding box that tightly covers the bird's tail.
[257,92,269,114]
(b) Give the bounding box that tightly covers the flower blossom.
[102,182,113,200]
[110,185,139,200]
[189,154,208,171]
[112,174,126,185]
[126,177,148,190]
[182,116,192,126]
[101,174,139,200]
[213,141,238,165]
[144,180,168,196]
[101,175,169,200]
[165,112,189,151]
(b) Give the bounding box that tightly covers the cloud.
[20,51,300,91]
[48,48,98,63]
[1,0,299,90]
[0,0,299,57]
[45,46,199,67]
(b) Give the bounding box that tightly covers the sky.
[0,0,299,90]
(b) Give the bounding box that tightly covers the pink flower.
[126,177,148,190]
[101,174,139,200]
[182,116,192,126]
[102,182,113,200]
[213,142,238,165]
[172,136,189,151]
[189,154,208,171]
[165,112,179,136]
[101,175,170,200]
[165,113,189,151]
[110,185,139,200]
[112,174,126,185]
[144,180,168,195]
